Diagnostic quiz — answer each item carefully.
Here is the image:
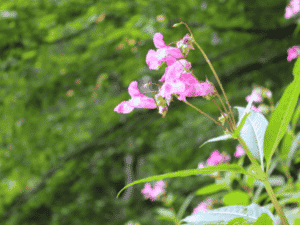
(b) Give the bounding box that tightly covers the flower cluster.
[114,32,216,118]
[245,86,272,114]
[284,0,300,19]
[141,180,166,201]
[192,198,215,214]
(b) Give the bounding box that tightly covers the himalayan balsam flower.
[114,81,157,114]
[251,105,263,113]
[176,34,195,55]
[285,0,300,19]
[245,90,263,103]
[192,198,214,214]
[198,150,231,177]
[206,150,223,166]
[141,181,166,201]
[287,46,300,61]
[234,145,245,158]
[146,33,183,70]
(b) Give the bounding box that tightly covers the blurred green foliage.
[0,0,298,224]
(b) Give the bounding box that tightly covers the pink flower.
[192,198,214,214]
[251,105,263,113]
[146,33,183,70]
[287,46,300,61]
[285,0,300,19]
[141,181,166,201]
[198,162,205,169]
[245,90,263,103]
[206,150,223,166]
[192,202,207,214]
[234,145,245,158]
[114,81,157,114]
[176,34,194,55]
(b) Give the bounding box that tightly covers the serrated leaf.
[264,77,300,172]
[234,106,268,169]
[117,164,247,198]
[181,203,276,225]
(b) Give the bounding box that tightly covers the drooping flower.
[234,145,245,158]
[146,33,183,70]
[287,46,300,61]
[114,81,157,114]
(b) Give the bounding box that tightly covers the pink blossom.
[176,34,195,55]
[251,105,263,113]
[192,198,214,214]
[160,59,192,82]
[246,90,263,103]
[146,33,183,70]
[114,81,157,114]
[287,46,300,61]
[198,162,205,169]
[234,145,245,158]
[285,0,300,19]
[192,202,208,214]
[206,150,223,166]
[257,104,269,114]
[141,181,166,201]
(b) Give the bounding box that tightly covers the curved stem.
[193,41,236,129]
[212,98,234,132]
[176,95,228,131]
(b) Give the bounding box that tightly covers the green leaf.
[286,132,300,168]
[280,124,295,160]
[116,164,247,198]
[293,54,300,79]
[223,190,250,206]
[264,77,300,172]
[253,213,273,225]
[199,134,232,149]
[195,183,228,196]
[234,106,268,168]
[292,102,300,131]
[181,203,276,225]
[155,207,176,220]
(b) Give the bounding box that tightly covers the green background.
[0,0,299,224]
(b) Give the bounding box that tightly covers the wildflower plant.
[116,20,300,225]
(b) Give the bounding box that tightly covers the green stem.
[263,180,289,225]
[236,135,289,225]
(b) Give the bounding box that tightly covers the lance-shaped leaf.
[181,203,276,225]
[264,77,300,172]
[117,164,247,198]
[199,134,232,149]
[234,106,268,170]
